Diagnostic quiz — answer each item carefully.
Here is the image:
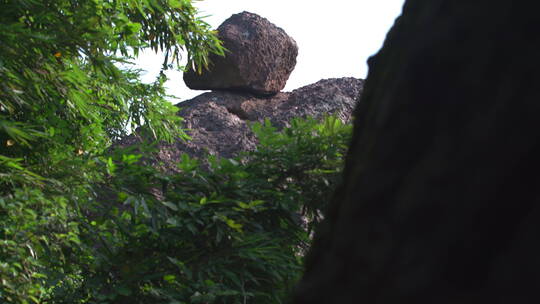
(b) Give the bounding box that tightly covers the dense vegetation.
[0,0,352,303]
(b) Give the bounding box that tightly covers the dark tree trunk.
[293,1,540,303]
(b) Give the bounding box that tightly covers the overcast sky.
[135,0,405,101]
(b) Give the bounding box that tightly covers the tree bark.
[293,1,540,303]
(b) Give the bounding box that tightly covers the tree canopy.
[0,0,225,301]
[0,0,224,187]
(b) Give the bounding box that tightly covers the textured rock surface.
[183,11,298,96]
[170,77,362,159]
[118,77,363,170]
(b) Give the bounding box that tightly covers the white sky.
[135,0,405,101]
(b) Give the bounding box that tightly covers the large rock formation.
[184,11,298,96]
[118,77,362,170]
[293,1,540,303]
[119,12,362,171]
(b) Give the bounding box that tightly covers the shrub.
[58,116,352,303]
[6,116,349,303]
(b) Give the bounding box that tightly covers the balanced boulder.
[183,11,298,96]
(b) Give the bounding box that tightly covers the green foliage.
[1,115,351,303]
[0,0,352,303]
[0,188,78,303]
[249,116,352,233]
[0,0,224,170]
[53,116,351,303]
[0,0,224,302]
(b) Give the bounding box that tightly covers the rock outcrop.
[119,12,363,171]
[118,78,363,170]
[183,11,298,96]
[156,78,362,168]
